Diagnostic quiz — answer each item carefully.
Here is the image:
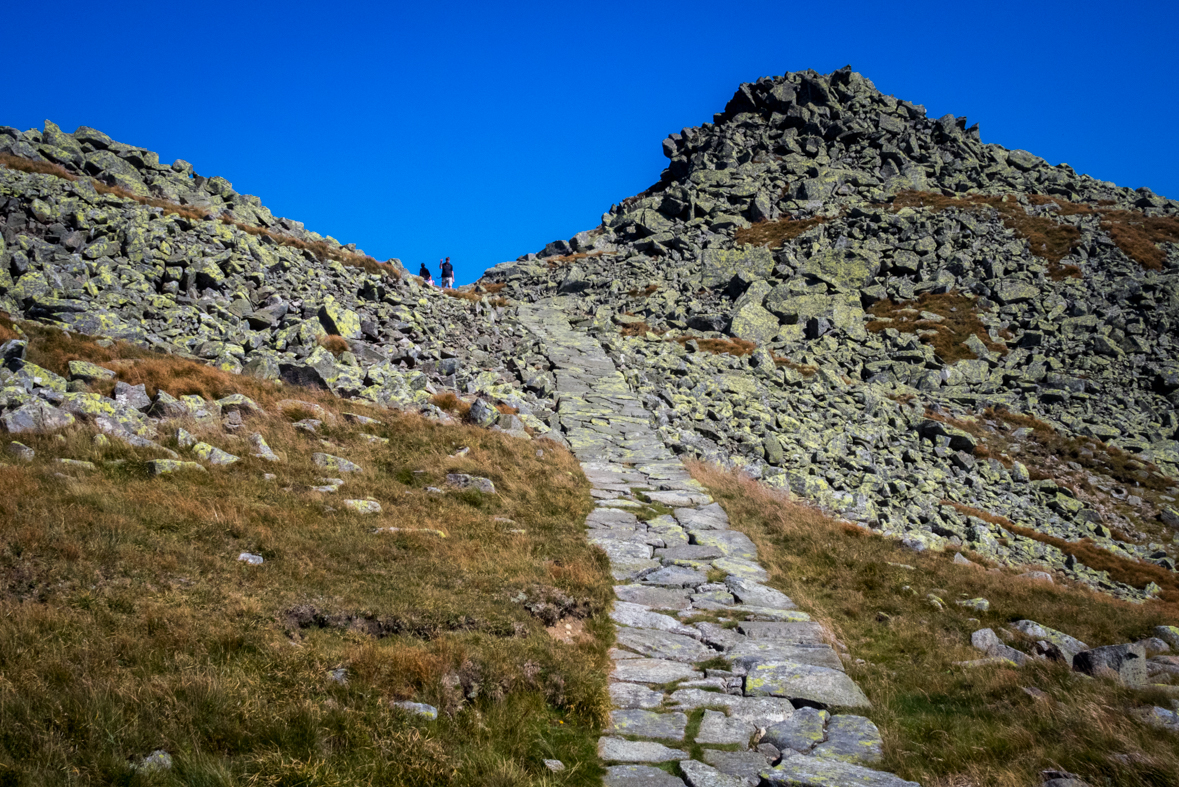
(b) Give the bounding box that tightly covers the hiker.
[418,262,434,286]
[441,257,455,289]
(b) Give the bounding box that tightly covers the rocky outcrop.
[481,67,1179,600]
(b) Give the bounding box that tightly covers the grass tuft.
[867,291,1008,363]
[734,216,828,248]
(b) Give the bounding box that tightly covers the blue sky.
[6,1,1176,284]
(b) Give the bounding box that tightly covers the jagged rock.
[191,442,239,466]
[970,628,1028,666]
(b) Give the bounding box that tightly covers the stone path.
[519,300,918,787]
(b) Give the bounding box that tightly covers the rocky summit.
[480,66,1179,601]
[2,65,1179,606]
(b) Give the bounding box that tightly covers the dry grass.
[430,391,472,419]
[446,290,483,303]
[688,462,1179,787]
[481,282,508,295]
[0,153,400,280]
[895,190,1179,273]
[671,334,758,357]
[488,297,509,309]
[1002,523,1179,608]
[0,326,611,785]
[627,284,660,299]
[1100,211,1179,272]
[772,354,817,376]
[544,251,607,268]
[867,291,1009,363]
[734,216,828,248]
[0,312,21,343]
[619,321,654,337]
[318,334,350,357]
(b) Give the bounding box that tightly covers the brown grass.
[0,312,21,343]
[982,408,1173,493]
[1100,211,1179,272]
[893,191,1082,264]
[734,215,828,248]
[430,391,472,418]
[318,334,350,357]
[689,462,1179,787]
[619,321,654,337]
[481,282,507,294]
[0,323,611,785]
[867,291,1008,362]
[544,251,607,268]
[446,290,483,302]
[488,297,509,308]
[627,284,660,298]
[1004,524,1179,606]
[939,499,1015,529]
[772,354,817,376]
[671,334,758,357]
[895,190,1179,273]
[0,153,400,279]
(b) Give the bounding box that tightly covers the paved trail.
[520,301,918,787]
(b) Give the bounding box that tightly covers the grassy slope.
[0,323,611,787]
[689,462,1179,787]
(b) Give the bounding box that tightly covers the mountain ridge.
[3,66,1179,603]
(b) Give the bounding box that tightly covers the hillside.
[2,67,1179,787]
[482,66,1179,602]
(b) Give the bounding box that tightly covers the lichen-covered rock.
[148,459,206,476]
[1,401,75,434]
[312,452,363,473]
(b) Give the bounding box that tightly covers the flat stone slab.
[598,737,687,763]
[595,538,656,562]
[712,558,768,582]
[693,530,758,561]
[603,764,687,787]
[680,759,749,787]
[813,715,883,765]
[656,544,726,561]
[610,710,689,741]
[703,750,771,784]
[610,682,666,710]
[695,709,757,746]
[668,689,795,725]
[615,585,693,610]
[676,506,730,531]
[761,753,920,786]
[729,643,844,672]
[642,565,711,587]
[612,601,701,638]
[646,490,711,507]
[730,606,812,622]
[763,707,829,754]
[616,628,717,663]
[589,509,642,527]
[726,577,796,609]
[614,560,665,581]
[744,660,872,709]
[613,658,703,685]
[737,621,827,644]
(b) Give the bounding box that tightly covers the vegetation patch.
[893,189,1179,273]
[671,335,757,357]
[866,291,1010,363]
[0,325,612,786]
[688,462,1179,787]
[734,215,828,248]
[318,334,350,357]
[627,284,660,299]
[430,391,472,419]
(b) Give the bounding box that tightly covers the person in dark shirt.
[418,263,434,286]
[441,257,455,289]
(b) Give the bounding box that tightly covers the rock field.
[2,65,1179,784]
